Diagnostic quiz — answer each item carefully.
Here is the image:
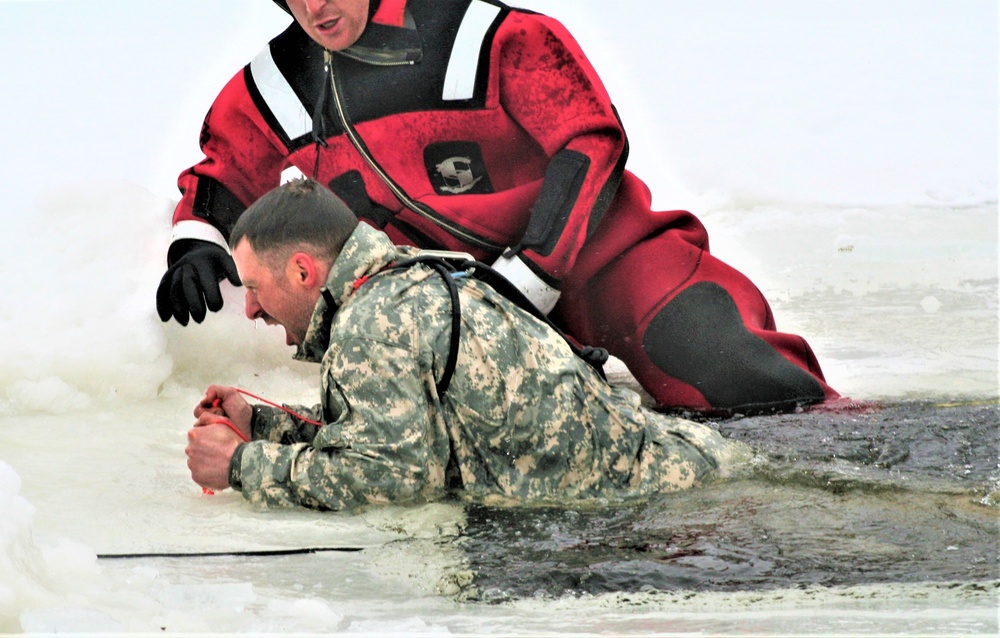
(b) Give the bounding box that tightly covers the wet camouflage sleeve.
[233,327,452,511]
[250,404,324,444]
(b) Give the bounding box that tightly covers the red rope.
[233,389,325,426]
[200,389,323,496]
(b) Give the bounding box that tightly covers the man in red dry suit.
[157,0,839,415]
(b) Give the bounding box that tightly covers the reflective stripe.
[249,45,313,141]
[442,1,501,101]
[169,220,230,253]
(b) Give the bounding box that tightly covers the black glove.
[156,240,241,326]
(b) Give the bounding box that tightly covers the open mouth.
[316,17,341,33]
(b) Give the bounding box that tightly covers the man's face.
[233,240,320,347]
[286,0,371,51]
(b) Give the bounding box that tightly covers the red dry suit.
[167,0,838,414]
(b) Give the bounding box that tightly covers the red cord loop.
[233,389,324,426]
[205,388,323,442]
[200,388,323,496]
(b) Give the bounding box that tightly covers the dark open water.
[457,401,999,601]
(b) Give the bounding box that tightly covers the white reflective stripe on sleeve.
[442,0,501,101]
[491,251,561,315]
[169,220,230,253]
[250,45,313,141]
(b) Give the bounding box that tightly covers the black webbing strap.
[384,256,463,396]
[428,261,462,396]
[98,546,363,560]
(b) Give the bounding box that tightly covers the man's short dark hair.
[229,178,359,268]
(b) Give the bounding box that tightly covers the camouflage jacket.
[229,224,730,510]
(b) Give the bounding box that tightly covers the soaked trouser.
[555,174,839,415]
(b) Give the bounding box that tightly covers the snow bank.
[0,462,111,633]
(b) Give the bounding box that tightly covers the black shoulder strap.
[385,256,463,396]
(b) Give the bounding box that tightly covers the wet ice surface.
[720,402,999,496]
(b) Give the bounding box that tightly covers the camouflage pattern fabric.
[230,224,732,510]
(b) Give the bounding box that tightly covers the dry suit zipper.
[324,51,503,253]
[335,49,416,66]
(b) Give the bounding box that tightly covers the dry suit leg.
[557,230,839,414]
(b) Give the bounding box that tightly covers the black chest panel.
[265,0,501,152]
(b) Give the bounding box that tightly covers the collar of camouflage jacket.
[295,223,401,363]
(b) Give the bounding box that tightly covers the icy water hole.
[456,402,999,600]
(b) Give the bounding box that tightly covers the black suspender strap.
[384,256,464,396]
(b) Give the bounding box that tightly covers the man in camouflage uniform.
[185,178,732,510]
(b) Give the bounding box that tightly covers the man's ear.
[287,252,320,289]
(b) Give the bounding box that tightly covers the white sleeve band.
[442,0,501,101]
[169,220,230,254]
[249,44,313,141]
[491,251,561,315]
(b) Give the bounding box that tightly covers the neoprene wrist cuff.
[249,405,264,440]
[491,251,561,315]
[228,442,246,491]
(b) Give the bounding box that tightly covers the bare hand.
[194,385,252,436]
[186,421,244,491]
